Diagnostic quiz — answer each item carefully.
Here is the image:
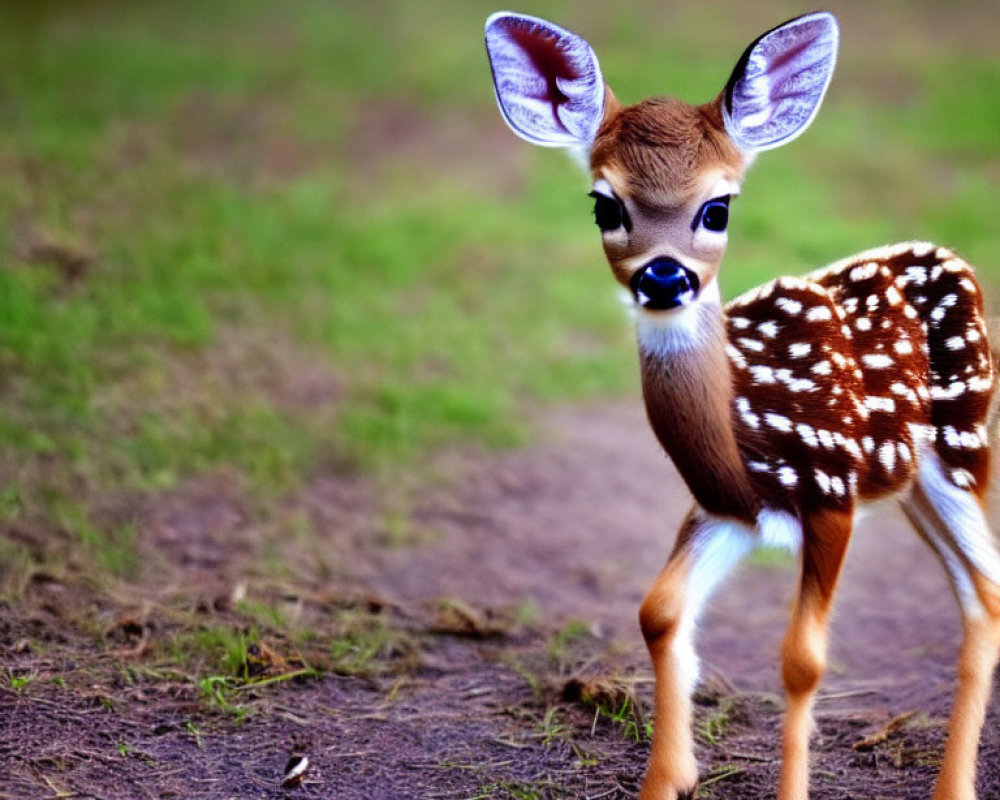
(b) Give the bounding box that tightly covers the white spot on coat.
[865,396,896,413]
[814,469,832,495]
[879,441,897,472]
[862,353,894,369]
[931,382,967,400]
[775,297,803,316]
[765,412,793,433]
[805,305,833,322]
[850,262,879,282]
[738,337,765,352]
[735,396,760,429]
[777,466,799,487]
[797,423,819,447]
[968,375,993,393]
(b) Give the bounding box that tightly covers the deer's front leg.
[778,508,852,800]
[638,510,754,800]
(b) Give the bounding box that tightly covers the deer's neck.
[637,302,758,522]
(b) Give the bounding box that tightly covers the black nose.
[631,258,700,310]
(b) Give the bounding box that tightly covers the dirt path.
[375,402,966,703]
[3,401,999,798]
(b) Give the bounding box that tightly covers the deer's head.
[485,12,838,318]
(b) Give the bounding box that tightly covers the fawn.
[485,11,1000,800]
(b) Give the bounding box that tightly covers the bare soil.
[2,402,1000,799]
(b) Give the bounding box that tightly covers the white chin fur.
[634,280,720,356]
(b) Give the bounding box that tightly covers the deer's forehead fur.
[590,97,746,207]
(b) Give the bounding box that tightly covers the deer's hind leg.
[901,450,1000,800]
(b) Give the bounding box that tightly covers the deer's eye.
[589,191,631,233]
[694,196,731,233]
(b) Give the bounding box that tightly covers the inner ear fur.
[721,12,839,152]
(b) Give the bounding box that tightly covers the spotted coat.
[725,242,995,511]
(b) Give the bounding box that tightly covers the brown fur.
[777,509,852,800]
[640,303,758,522]
[591,97,743,208]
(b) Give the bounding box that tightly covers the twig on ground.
[852,710,919,751]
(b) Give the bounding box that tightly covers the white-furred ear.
[722,12,838,152]
[484,12,605,149]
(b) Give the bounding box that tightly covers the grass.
[328,609,417,676]
[5,669,35,695]
[141,598,409,717]
[0,0,998,667]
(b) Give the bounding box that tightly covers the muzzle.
[630,257,700,310]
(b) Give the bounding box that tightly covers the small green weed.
[563,674,652,743]
[184,626,254,679]
[591,695,653,743]
[197,674,248,721]
[699,709,729,746]
[329,609,416,677]
[536,705,570,746]
[7,671,34,695]
[696,695,748,747]
[185,720,203,748]
[547,620,593,665]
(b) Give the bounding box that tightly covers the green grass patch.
[0,0,997,596]
[329,608,419,677]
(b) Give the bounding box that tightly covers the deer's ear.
[485,12,606,149]
[722,12,839,152]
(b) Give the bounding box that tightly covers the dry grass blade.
[431,598,516,639]
[851,710,919,751]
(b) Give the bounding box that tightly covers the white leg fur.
[905,495,982,615]
[673,509,803,692]
[917,451,1000,614]
[758,508,804,553]
[674,516,756,692]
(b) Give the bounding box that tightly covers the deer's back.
[725,242,995,512]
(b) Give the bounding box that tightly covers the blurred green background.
[0,0,997,583]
